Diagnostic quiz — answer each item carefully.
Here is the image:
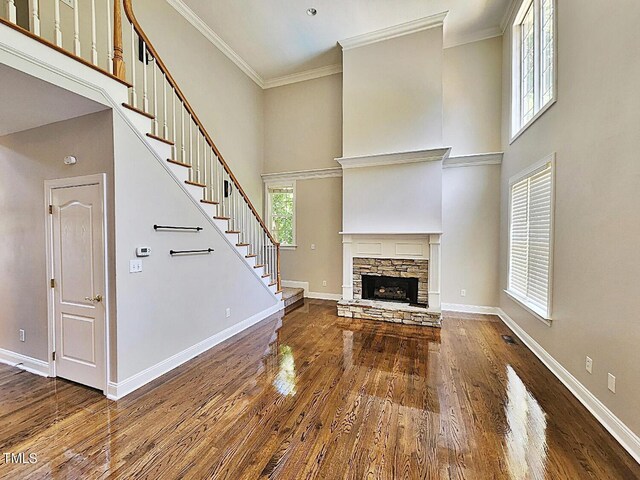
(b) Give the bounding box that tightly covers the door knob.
[85,294,103,303]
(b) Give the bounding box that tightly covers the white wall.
[0,111,114,362]
[112,113,277,382]
[134,0,265,210]
[499,0,640,435]
[342,26,443,157]
[342,161,443,234]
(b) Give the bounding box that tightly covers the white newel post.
[428,234,441,311]
[342,235,353,300]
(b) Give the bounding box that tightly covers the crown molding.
[264,64,343,89]
[500,0,520,33]
[443,152,503,169]
[339,11,448,51]
[261,167,342,182]
[444,26,502,49]
[337,147,451,169]
[166,0,265,88]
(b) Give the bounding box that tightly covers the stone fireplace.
[337,234,442,327]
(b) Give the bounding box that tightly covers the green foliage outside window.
[269,188,294,245]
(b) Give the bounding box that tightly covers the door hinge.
[52,351,56,361]
[50,279,55,288]
[49,205,53,214]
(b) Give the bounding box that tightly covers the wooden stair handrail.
[122,0,279,248]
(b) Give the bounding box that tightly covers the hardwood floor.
[0,300,638,479]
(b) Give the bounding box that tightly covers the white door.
[51,182,106,390]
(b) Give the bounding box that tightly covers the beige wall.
[0,111,114,362]
[342,27,444,157]
[264,74,342,173]
[442,165,501,306]
[264,75,344,295]
[134,0,265,210]
[444,36,503,156]
[264,38,502,302]
[279,177,343,295]
[499,0,640,434]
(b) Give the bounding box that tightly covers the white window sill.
[279,245,297,250]
[504,289,552,326]
[510,98,557,144]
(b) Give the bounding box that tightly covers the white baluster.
[106,0,113,73]
[172,93,177,158]
[30,0,40,35]
[129,25,137,106]
[6,0,16,24]
[73,0,81,55]
[90,0,98,64]
[152,61,158,135]
[180,104,186,163]
[142,42,149,112]
[196,131,200,183]
[54,0,62,46]
[162,76,168,139]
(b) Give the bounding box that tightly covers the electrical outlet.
[585,356,593,374]
[460,289,466,297]
[607,373,616,393]
[19,329,25,342]
[322,280,327,287]
[311,244,316,250]
[225,308,231,318]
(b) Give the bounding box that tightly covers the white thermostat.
[136,247,151,257]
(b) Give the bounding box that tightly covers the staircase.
[0,0,282,299]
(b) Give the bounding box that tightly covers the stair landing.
[282,287,304,308]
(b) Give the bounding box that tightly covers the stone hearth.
[337,299,441,327]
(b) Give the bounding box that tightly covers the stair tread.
[200,199,219,205]
[122,103,155,120]
[167,158,191,168]
[146,133,175,146]
[236,243,250,247]
[226,230,241,234]
[185,180,206,188]
[245,254,257,258]
[269,282,277,287]
[261,274,271,278]
[254,264,265,269]
[214,216,230,220]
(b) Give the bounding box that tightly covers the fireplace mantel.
[336,147,451,169]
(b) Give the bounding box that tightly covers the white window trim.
[264,179,297,248]
[510,0,557,143]
[506,153,556,325]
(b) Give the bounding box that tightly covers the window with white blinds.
[508,158,554,319]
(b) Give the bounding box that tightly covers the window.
[265,182,296,247]
[511,0,556,140]
[507,156,555,321]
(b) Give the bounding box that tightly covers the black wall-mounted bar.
[154,224,203,232]
[169,248,214,256]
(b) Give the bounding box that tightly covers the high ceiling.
[179,0,510,82]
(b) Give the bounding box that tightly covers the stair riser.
[145,137,173,161]
[121,107,153,135]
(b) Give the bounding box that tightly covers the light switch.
[129,259,143,273]
[311,244,316,250]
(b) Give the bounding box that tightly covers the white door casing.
[47,175,107,391]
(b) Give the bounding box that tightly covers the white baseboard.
[442,303,500,315]
[281,281,341,301]
[497,308,640,464]
[107,302,284,400]
[307,291,342,301]
[0,348,50,377]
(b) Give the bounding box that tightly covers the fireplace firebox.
[361,275,419,305]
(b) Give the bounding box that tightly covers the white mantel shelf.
[336,147,452,169]
[339,232,442,235]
